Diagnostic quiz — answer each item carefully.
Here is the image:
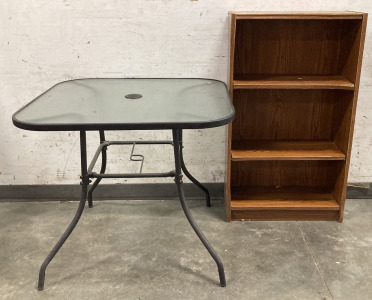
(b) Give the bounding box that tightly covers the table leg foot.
[179,131,211,207]
[38,131,89,291]
[173,129,226,287]
[38,180,88,290]
[175,180,226,287]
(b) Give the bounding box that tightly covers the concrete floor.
[0,199,371,300]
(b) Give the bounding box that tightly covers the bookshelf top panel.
[229,11,365,20]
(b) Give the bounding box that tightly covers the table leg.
[88,130,107,208]
[172,129,226,287]
[179,130,211,207]
[38,131,90,291]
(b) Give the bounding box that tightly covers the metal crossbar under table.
[37,129,226,290]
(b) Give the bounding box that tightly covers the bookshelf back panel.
[232,89,353,142]
[233,19,362,80]
[231,160,343,188]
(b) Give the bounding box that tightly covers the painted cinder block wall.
[1,1,372,186]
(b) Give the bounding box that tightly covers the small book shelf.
[226,12,367,222]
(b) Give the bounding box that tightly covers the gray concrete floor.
[0,199,371,300]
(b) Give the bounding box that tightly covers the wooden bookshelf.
[226,12,367,222]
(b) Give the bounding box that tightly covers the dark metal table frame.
[37,128,226,290]
[12,78,234,290]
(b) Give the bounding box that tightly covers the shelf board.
[231,186,340,211]
[233,75,355,90]
[231,141,346,161]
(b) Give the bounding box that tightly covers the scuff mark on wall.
[56,168,66,181]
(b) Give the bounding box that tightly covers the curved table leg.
[179,131,211,207]
[88,130,107,208]
[38,131,90,291]
[172,129,226,287]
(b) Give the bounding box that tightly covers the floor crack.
[297,222,335,300]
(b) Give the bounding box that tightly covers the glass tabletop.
[13,78,234,131]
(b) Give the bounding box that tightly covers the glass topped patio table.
[12,78,235,290]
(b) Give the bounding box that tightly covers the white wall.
[1,0,372,185]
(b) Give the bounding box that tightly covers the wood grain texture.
[230,12,363,20]
[232,89,336,141]
[230,161,343,188]
[233,19,362,78]
[233,75,354,90]
[331,91,354,153]
[231,200,339,210]
[336,14,368,222]
[231,186,339,211]
[225,13,237,222]
[340,19,365,82]
[231,210,340,221]
[232,185,334,198]
[231,141,345,161]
